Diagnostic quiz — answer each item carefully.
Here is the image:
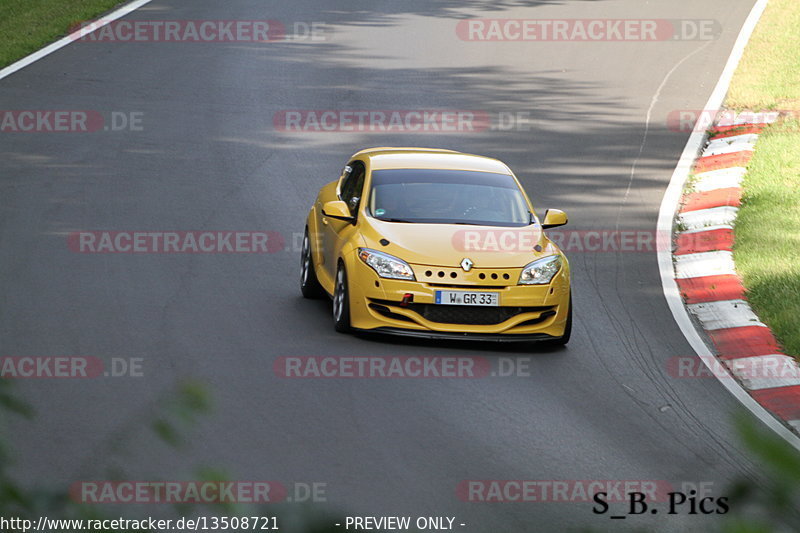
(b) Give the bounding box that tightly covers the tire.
[300,229,324,299]
[332,263,351,333]
[546,292,572,346]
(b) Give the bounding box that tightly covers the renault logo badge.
[460,258,474,272]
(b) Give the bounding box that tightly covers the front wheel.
[332,263,351,333]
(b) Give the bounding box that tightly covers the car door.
[321,160,365,280]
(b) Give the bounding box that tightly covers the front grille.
[406,303,553,326]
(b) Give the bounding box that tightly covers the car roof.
[352,147,513,174]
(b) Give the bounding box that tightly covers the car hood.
[358,216,558,268]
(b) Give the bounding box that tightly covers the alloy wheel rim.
[334,269,344,321]
[301,234,310,284]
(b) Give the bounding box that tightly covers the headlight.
[358,248,416,281]
[518,255,562,285]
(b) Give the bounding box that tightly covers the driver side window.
[339,160,366,214]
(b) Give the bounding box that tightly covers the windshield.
[367,169,531,226]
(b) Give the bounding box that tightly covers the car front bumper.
[346,256,571,340]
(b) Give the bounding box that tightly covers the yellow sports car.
[300,147,572,344]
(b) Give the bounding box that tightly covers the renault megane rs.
[300,147,571,344]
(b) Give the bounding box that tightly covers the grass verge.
[733,118,800,356]
[0,0,125,69]
[727,0,800,357]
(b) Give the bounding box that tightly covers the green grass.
[0,0,124,69]
[733,118,800,356]
[727,0,800,112]
[727,0,800,358]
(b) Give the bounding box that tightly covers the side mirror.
[541,209,568,229]
[322,200,355,223]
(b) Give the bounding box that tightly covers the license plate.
[435,290,499,306]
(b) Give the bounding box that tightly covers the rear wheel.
[333,263,351,333]
[300,229,324,299]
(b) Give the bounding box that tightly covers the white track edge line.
[0,0,154,82]
[655,0,800,449]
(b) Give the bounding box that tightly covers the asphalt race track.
[0,1,766,531]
